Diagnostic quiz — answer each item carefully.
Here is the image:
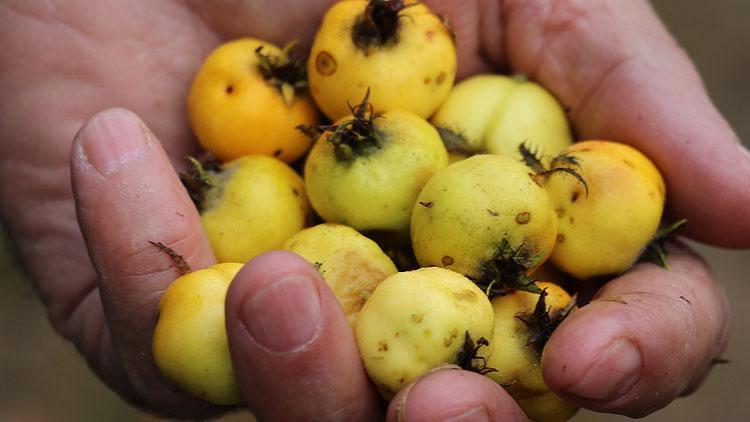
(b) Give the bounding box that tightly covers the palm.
[1,0,746,419]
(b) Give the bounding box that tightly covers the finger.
[386,367,528,422]
[499,0,750,247]
[71,108,218,416]
[225,250,382,421]
[541,242,730,417]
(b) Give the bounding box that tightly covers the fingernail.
[566,338,642,401]
[78,109,150,174]
[242,275,323,353]
[444,405,490,422]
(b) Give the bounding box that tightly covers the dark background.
[1,1,748,420]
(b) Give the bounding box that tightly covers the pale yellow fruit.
[481,282,577,422]
[188,38,318,162]
[152,263,243,405]
[411,155,557,281]
[431,74,572,161]
[308,0,456,120]
[201,155,310,263]
[304,108,448,232]
[283,223,398,325]
[355,267,494,399]
[543,140,666,279]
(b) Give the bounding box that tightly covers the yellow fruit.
[480,282,577,422]
[411,155,557,289]
[188,38,318,162]
[152,263,243,405]
[308,0,456,120]
[283,223,398,325]
[542,140,666,279]
[355,267,494,399]
[304,104,448,232]
[196,155,310,263]
[432,74,572,161]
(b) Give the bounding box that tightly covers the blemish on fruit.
[225,85,234,94]
[410,313,424,324]
[273,148,283,157]
[623,159,635,168]
[442,255,454,266]
[398,377,405,384]
[556,234,565,243]
[423,77,431,84]
[443,328,459,347]
[516,211,531,224]
[292,188,299,196]
[425,30,435,41]
[555,207,565,218]
[378,341,389,352]
[487,209,498,216]
[315,51,337,76]
[569,216,575,224]
[436,72,446,85]
[394,331,400,338]
[419,201,434,208]
[452,290,477,302]
[571,190,581,203]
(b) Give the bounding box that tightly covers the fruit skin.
[304,109,448,232]
[188,38,318,163]
[202,155,310,263]
[480,282,577,422]
[152,263,243,405]
[355,267,494,399]
[542,140,666,279]
[308,0,456,120]
[283,223,398,325]
[431,74,572,161]
[411,154,558,281]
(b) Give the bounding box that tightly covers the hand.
[0,0,746,420]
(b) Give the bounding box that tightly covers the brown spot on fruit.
[398,377,405,384]
[273,148,283,157]
[556,234,565,243]
[571,190,581,203]
[623,159,635,168]
[436,72,446,85]
[569,216,575,224]
[419,201,433,208]
[442,256,454,266]
[315,51,337,76]
[426,30,435,40]
[225,85,234,94]
[292,188,299,196]
[487,209,498,217]
[394,331,400,338]
[452,290,477,302]
[443,328,459,347]
[555,207,565,218]
[423,77,431,84]
[411,313,424,324]
[516,211,531,224]
[378,341,389,352]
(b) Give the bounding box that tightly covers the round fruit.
[541,140,666,279]
[304,98,448,232]
[411,154,558,292]
[184,155,310,263]
[152,263,243,405]
[308,0,456,120]
[283,223,398,325]
[432,74,572,162]
[188,38,318,162]
[355,267,494,399]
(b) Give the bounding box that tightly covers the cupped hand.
[0,0,746,420]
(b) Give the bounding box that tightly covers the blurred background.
[1,1,748,420]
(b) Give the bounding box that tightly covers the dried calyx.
[255,41,307,106]
[639,218,688,268]
[456,331,497,375]
[436,127,483,156]
[520,143,589,196]
[474,239,544,297]
[516,289,577,357]
[179,156,223,212]
[352,0,413,52]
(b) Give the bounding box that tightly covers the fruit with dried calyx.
[308,0,456,120]
[355,267,495,399]
[188,38,318,163]
[411,154,558,294]
[431,74,572,162]
[182,155,310,263]
[283,223,398,325]
[304,92,448,233]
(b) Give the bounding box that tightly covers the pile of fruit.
[151,1,677,421]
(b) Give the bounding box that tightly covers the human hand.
[1,0,747,420]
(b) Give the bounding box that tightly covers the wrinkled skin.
[0,0,747,420]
